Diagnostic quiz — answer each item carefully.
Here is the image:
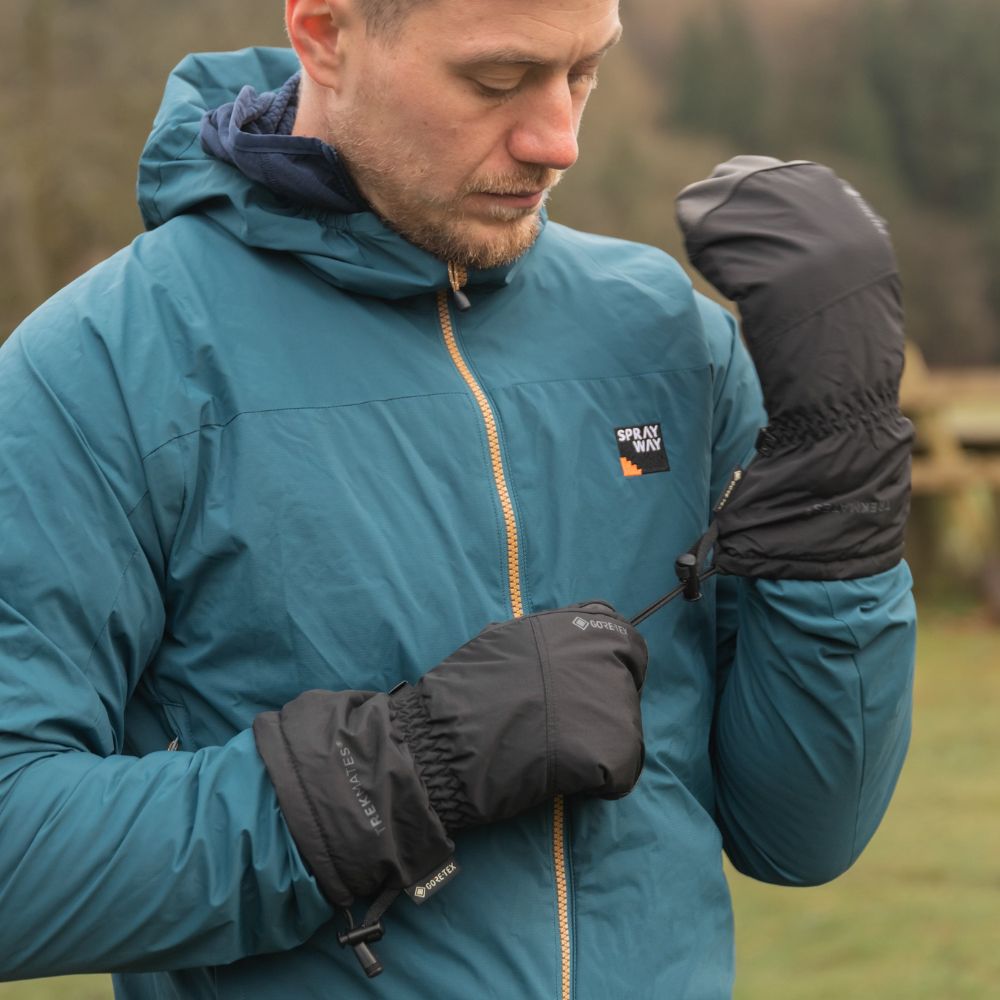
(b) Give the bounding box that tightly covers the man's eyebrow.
[455,27,623,69]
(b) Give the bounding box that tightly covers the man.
[0,0,915,997]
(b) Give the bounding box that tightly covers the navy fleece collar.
[200,74,366,214]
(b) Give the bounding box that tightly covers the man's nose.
[507,83,580,172]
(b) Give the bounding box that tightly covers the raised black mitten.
[252,602,646,909]
[677,156,913,579]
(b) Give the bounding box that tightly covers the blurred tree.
[669,0,767,149]
[6,1,55,311]
[0,0,286,342]
[862,0,1000,217]
[984,186,1000,327]
[655,0,1000,364]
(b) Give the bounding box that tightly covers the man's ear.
[286,0,357,89]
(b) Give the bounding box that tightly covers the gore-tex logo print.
[616,423,670,477]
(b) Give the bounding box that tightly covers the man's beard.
[330,110,560,269]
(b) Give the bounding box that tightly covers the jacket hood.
[199,71,366,216]
[138,47,522,299]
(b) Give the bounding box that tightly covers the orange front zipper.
[552,795,572,1000]
[436,270,572,999]
[436,274,523,619]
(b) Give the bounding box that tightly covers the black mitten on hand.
[677,156,913,579]
[253,602,646,908]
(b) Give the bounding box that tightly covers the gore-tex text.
[572,616,628,636]
[336,741,386,836]
[405,858,461,904]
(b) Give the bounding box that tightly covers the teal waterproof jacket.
[0,49,915,999]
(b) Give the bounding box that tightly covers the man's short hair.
[357,0,431,36]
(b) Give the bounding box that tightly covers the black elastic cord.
[629,522,721,627]
[364,886,403,928]
[630,582,686,627]
[692,521,720,570]
[629,568,719,627]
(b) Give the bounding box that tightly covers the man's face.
[325,0,621,268]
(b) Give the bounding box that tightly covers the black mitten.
[677,156,913,579]
[253,602,646,909]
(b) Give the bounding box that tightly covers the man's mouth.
[471,189,547,211]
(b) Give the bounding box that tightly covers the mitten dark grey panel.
[677,157,913,579]
[254,602,646,909]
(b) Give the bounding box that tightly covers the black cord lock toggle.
[337,921,385,978]
[674,553,704,602]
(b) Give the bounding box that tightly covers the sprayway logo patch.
[616,423,670,476]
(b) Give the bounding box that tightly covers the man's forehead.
[408,0,622,63]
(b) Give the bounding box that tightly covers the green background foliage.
[2,0,999,364]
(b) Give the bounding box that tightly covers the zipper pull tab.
[448,261,472,311]
[713,467,744,514]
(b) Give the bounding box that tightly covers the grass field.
[1,612,997,1000]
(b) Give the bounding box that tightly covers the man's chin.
[428,213,543,270]
[370,192,544,269]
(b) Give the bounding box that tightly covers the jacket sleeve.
[699,295,916,886]
[0,301,332,979]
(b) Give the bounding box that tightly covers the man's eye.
[474,81,520,100]
[569,71,599,92]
